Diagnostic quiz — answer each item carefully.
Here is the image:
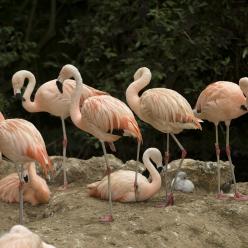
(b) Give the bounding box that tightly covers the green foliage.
[0,0,248,176]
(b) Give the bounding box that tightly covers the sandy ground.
[0,156,248,248]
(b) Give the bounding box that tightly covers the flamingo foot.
[166,192,174,206]
[155,193,174,208]
[216,192,233,200]
[233,192,248,201]
[57,182,68,191]
[99,214,113,223]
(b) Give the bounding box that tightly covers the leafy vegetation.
[0,0,248,179]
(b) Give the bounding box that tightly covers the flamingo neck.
[69,71,89,130]
[27,162,37,181]
[143,152,161,197]
[126,67,151,117]
[22,71,39,112]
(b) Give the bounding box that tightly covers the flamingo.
[0,162,51,206]
[126,67,202,206]
[194,79,248,200]
[0,225,56,248]
[87,147,162,202]
[56,64,142,222]
[171,171,194,193]
[11,70,107,189]
[0,113,52,224]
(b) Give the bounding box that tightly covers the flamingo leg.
[16,164,24,224]
[134,141,141,201]
[100,141,113,222]
[214,124,227,199]
[155,133,170,208]
[225,123,248,201]
[61,118,68,189]
[168,133,187,205]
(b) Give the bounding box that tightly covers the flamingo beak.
[15,93,26,102]
[240,104,248,111]
[56,80,63,93]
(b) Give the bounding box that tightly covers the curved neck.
[69,70,89,130]
[27,162,37,181]
[22,71,39,112]
[143,152,161,197]
[126,67,151,117]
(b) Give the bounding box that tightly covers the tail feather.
[25,146,52,175]
[122,117,142,143]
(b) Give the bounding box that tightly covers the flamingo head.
[12,70,33,101]
[239,77,248,110]
[56,64,83,94]
[144,147,163,169]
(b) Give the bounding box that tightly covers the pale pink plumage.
[87,147,162,202]
[12,70,107,188]
[57,64,142,222]
[0,225,55,248]
[126,67,202,133]
[194,79,248,200]
[0,118,52,174]
[126,67,201,206]
[0,162,51,205]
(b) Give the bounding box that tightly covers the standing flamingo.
[194,79,248,200]
[11,70,107,189]
[126,67,202,206]
[56,64,142,222]
[0,114,52,224]
[0,225,56,248]
[87,147,162,202]
[0,162,51,206]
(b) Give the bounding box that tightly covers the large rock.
[166,159,232,192]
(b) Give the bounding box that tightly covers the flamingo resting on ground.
[0,225,55,248]
[12,70,107,189]
[0,162,51,205]
[0,113,52,224]
[87,147,162,202]
[171,171,194,193]
[56,64,142,222]
[194,79,248,200]
[126,67,202,206]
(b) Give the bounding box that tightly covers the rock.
[166,159,232,192]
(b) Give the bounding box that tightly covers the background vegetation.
[1,0,248,180]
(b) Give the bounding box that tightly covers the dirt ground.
[0,156,248,248]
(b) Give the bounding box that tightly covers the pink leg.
[58,118,68,190]
[134,141,141,202]
[99,141,114,223]
[225,123,248,201]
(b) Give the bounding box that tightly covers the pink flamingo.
[56,64,142,222]
[126,67,202,206]
[0,162,51,206]
[12,70,107,189]
[194,79,248,200]
[0,225,56,248]
[0,113,52,224]
[87,147,162,202]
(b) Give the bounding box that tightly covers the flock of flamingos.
[0,64,248,247]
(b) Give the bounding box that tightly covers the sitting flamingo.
[87,147,162,202]
[171,171,194,193]
[0,162,51,206]
[0,225,55,248]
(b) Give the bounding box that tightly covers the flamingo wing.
[0,173,20,203]
[81,95,142,142]
[0,119,52,174]
[140,88,201,133]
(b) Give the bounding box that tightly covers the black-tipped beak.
[15,93,26,102]
[240,104,248,111]
[56,80,63,93]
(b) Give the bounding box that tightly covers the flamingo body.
[0,225,55,248]
[195,81,246,123]
[0,162,51,205]
[87,147,162,202]
[140,88,201,133]
[0,118,51,174]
